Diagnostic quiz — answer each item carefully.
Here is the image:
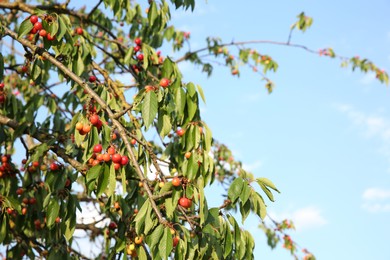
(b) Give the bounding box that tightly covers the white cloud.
[362,203,390,213]
[243,160,263,172]
[362,188,390,200]
[335,104,390,169]
[359,72,376,85]
[268,206,327,231]
[362,188,390,213]
[335,104,390,140]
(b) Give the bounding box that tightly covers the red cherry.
[113,163,121,170]
[75,27,83,35]
[89,75,97,83]
[93,144,103,153]
[120,155,129,166]
[30,15,38,24]
[33,22,42,31]
[107,146,115,155]
[173,236,180,247]
[171,177,181,187]
[103,153,111,162]
[50,162,59,171]
[179,197,192,208]
[134,38,142,46]
[130,139,137,145]
[39,29,47,37]
[112,154,122,164]
[133,45,141,53]
[46,33,55,41]
[29,198,37,205]
[159,78,170,88]
[176,128,185,137]
[16,188,24,195]
[92,160,100,166]
[30,27,38,34]
[32,161,39,167]
[109,222,117,230]
[0,83,4,89]
[89,114,100,126]
[137,53,144,61]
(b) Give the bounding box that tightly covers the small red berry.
[39,29,47,37]
[109,222,117,230]
[134,38,142,46]
[0,83,4,89]
[179,197,192,208]
[159,78,170,88]
[137,53,144,61]
[50,162,59,171]
[113,163,121,170]
[75,27,83,35]
[107,146,115,155]
[121,155,129,166]
[89,114,100,126]
[134,45,141,53]
[130,139,137,145]
[46,33,55,41]
[89,75,97,83]
[176,128,185,137]
[112,154,122,164]
[33,22,42,31]
[173,236,180,247]
[172,177,181,187]
[30,15,39,24]
[93,144,103,153]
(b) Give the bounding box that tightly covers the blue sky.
[166,0,390,259]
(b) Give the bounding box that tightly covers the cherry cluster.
[0,154,17,179]
[29,15,55,41]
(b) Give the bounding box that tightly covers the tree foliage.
[0,1,387,259]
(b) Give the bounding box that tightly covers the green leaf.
[196,84,206,104]
[256,177,280,202]
[57,15,68,41]
[46,199,60,228]
[239,183,251,205]
[162,57,174,78]
[142,91,158,129]
[138,246,148,259]
[224,221,232,258]
[134,200,150,235]
[149,224,164,251]
[148,1,158,27]
[239,199,251,223]
[96,165,109,197]
[159,227,173,260]
[144,206,157,235]
[186,92,198,121]
[87,164,102,183]
[157,111,172,138]
[64,216,76,241]
[251,191,267,220]
[0,215,7,243]
[175,87,186,121]
[18,18,34,39]
[105,163,116,197]
[227,177,244,203]
[121,167,126,193]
